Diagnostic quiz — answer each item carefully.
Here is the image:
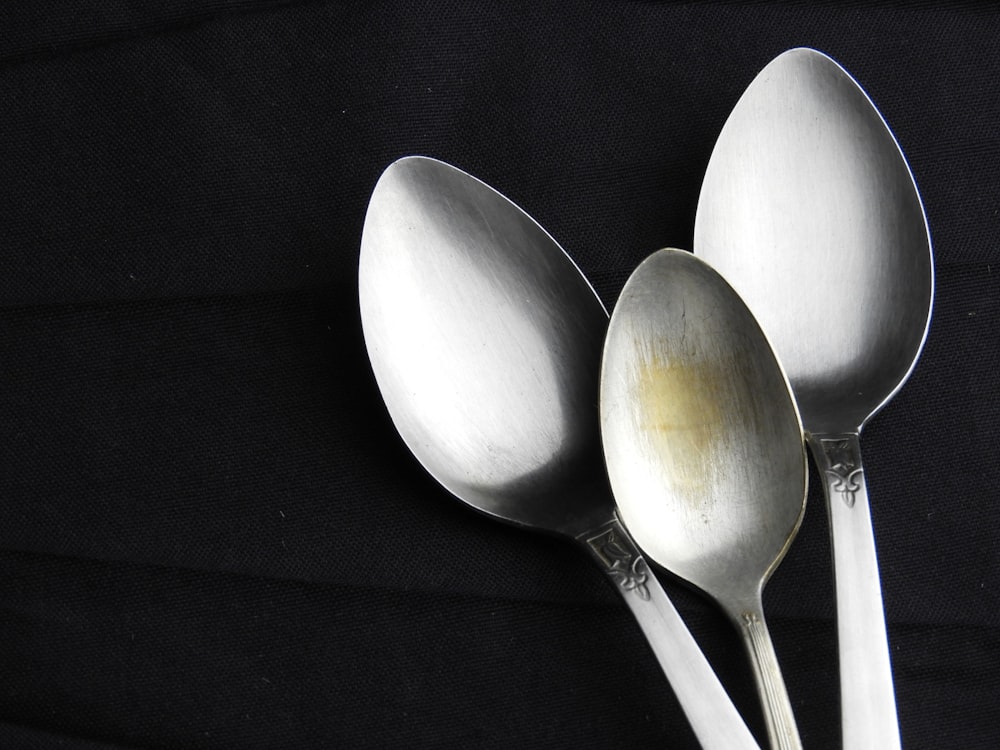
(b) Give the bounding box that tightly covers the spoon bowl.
[695,47,932,435]
[601,248,807,750]
[360,156,759,749]
[359,155,609,535]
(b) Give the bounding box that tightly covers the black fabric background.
[0,2,997,748]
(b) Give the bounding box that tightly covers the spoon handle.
[578,517,760,750]
[807,432,901,750]
[733,603,802,750]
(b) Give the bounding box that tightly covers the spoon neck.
[717,587,765,627]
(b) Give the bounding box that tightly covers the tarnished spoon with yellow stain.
[601,249,807,750]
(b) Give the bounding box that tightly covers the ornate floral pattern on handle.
[819,437,865,507]
[583,521,651,601]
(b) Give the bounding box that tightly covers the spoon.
[601,248,807,750]
[359,156,759,749]
[694,48,933,749]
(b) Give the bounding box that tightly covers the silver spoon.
[359,156,759,749]
[601,248,807,750]
[694,48,933,749]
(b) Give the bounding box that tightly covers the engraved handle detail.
[579,517,760,750]
[584,521,651,601]
[817,436,865,507]
[737,607,802,750]
[808,432,901,750]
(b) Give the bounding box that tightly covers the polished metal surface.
[695,48,932,435]
[360,157,759,749]
[360,155,609,535]
[694,48,933,749]
[601,249,807,750]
